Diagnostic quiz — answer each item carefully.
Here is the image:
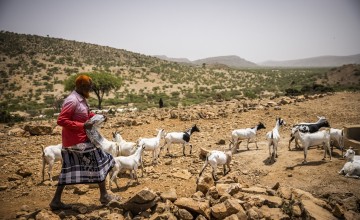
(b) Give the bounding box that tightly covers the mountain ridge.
[258,54,360,67]
[155,54,360,68]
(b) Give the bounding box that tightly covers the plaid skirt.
[58,142,115,185]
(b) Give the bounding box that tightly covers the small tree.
[64,72,122,109]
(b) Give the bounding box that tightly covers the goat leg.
[288,136,294,150]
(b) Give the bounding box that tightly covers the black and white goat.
[288,116,330,150]
[230,122,266,150]
[266,117,286,163]
[160,124,200,156]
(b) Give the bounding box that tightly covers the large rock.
[117,187,160,214]
[241,186,267,194]
[301,199,337,220]
[196,175,214,194]
[160,188,177,202]
[216,183,241,196]
[259,195,283,208]
[211,199,244,219]
[174,197,211,219]
[7,128,26,136]
[292,188,329,210]
[258,206,290,220]
[24,124,53,135]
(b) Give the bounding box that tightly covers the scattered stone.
[160,188,177,202]
[16,168,32,178]
[172,169,192,180]
[0,185,8,191]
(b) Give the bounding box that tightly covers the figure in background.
[159,98,164,108]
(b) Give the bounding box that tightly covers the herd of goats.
[41,115,360,191]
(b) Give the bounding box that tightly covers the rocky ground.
[0,92,360,219]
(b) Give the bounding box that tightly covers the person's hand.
[84,120,95,130]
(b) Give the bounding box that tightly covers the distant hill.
[154,55,192,64]
[192,55,258,68]
[155,55,257,68]
[259,54,360,67]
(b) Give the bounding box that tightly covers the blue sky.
[0,0,359,63]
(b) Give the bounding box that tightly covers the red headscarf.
[75,75,92,88]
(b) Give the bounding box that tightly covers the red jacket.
[57,91,95,147]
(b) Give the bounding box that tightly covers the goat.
[198,141,238,181]
[329,128,344,155]
[160,124,200,156]
[41,144,62,182]
[138,129,166,164]
[288,116,330,150]
[86,114,119,157]
[109,144,146,191]
[112,131,137,156]
[266,117,286,163]
[338,148,360,179]
[295,128,332,164]
[230,122,266,150]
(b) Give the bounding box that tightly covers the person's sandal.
[100,194,121,205]
[49,202,72,211]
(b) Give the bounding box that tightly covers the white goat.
[86,114,119,157]
[198,141,238,181]
[266,118,286,162]
[138,129,166,164]
[330,128,344,154]
[160,124,200,156]
[41,144,62,182]
[338,148,360,179]
[112,131,137,156]
[109,144,145,191]
[230,122,266,150]
[295,128,332,164]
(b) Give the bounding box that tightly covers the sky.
[0,0,359,63]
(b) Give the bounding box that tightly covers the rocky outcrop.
[14,177,359,220]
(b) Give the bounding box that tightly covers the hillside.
[259,54,360,67]
[1,31,359,120]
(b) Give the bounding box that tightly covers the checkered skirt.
[58,143,115,185]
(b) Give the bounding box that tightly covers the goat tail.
[40,145,45,157]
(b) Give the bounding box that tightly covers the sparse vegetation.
[1,31,359,121]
